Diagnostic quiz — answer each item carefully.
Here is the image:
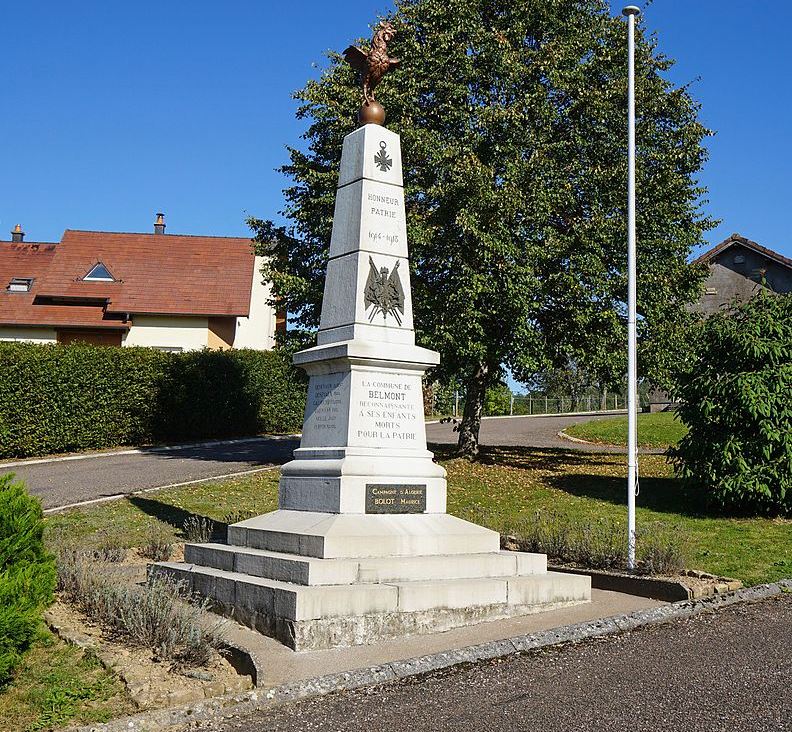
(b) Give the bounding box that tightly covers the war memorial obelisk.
[155,23,589,650]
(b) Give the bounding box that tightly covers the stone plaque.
[365,484,426,514]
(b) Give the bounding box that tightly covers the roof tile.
[1,230,256,328]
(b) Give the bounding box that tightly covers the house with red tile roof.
[0,215,282,350]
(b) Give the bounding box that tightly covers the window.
[7,277,33,292]
[83,262,115,282]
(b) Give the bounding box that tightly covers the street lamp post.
[623,5,640,570]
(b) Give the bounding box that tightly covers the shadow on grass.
[430,443,602,471]
[433,442,707,519]
[547,473,707,518]
[127,496,228,541]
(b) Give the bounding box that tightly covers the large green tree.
[250,0,713,457]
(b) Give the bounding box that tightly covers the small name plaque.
[365,484,426,514]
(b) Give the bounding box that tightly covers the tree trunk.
[456,362,490,460]
[600,385,608,411]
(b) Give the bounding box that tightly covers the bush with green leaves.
[671,293,792,515]
[484,382,513,416]
[0,342,307,458]
[0,474,57,686]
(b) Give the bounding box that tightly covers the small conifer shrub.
[0,474,57,686]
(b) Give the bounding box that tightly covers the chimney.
[154,212,166,235]
[11,224,24,243]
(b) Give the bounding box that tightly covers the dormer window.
[7,277,33,292]
[83,262,115,282]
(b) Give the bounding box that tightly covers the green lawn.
[46,470,280,550]
[565,411,688,448]
[0,627,133,732]
[43,450,791,587]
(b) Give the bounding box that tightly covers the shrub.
[57,551,226,667]
[506,511,688,575]
[0,474,57,686]
[508,511,625,568]
[0,343,307,458]
[222,510,255,525]
[484,382,512,416]
[572,519,627,570]
[139,523,173,562]
[512,511,573,559]
[670,293,792,515]
[92,530,127,563]
[637,523,690,576]
[183,516,214,544]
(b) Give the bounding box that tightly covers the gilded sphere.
[358,101,386,126]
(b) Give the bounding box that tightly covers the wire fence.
[429,391,650,419]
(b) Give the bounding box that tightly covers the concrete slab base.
[153,514,591,651]
[154,560,589,650]
[225,510,501,559]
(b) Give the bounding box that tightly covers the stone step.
[227,510,501,559]
[184,543,547,586]
[152,562,589,622]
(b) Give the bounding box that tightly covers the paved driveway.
[200,593,792,732]
[3,437,298,511]
[426,411,630,452]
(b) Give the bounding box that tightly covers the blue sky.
[0,1,789,259]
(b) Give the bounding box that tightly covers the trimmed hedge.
[0,474,56,686]
[0,343,307,459]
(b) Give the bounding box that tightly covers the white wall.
[234,255,277,350]
[122,316,209,351]
[0,326,57,343]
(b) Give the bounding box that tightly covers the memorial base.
[153,510,591,651]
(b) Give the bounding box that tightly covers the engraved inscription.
[356,376,420,444]
[367,190,402,228]
[359,178,406,258]
[366,484,426,514]
[306,376,344,434]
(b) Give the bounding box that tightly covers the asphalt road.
[198,594,792,732]
[4,412,621,511]
[425,411,630,452]
[4,437,298,511]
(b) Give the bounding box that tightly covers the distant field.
[565,411,688,449]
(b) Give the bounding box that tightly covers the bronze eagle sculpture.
[344,21,400,107]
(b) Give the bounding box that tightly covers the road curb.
[557,429,592,445]
[556,428,665,454]
[547,565,742,602]
[73,578,792,732]
[42,465,280,515]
